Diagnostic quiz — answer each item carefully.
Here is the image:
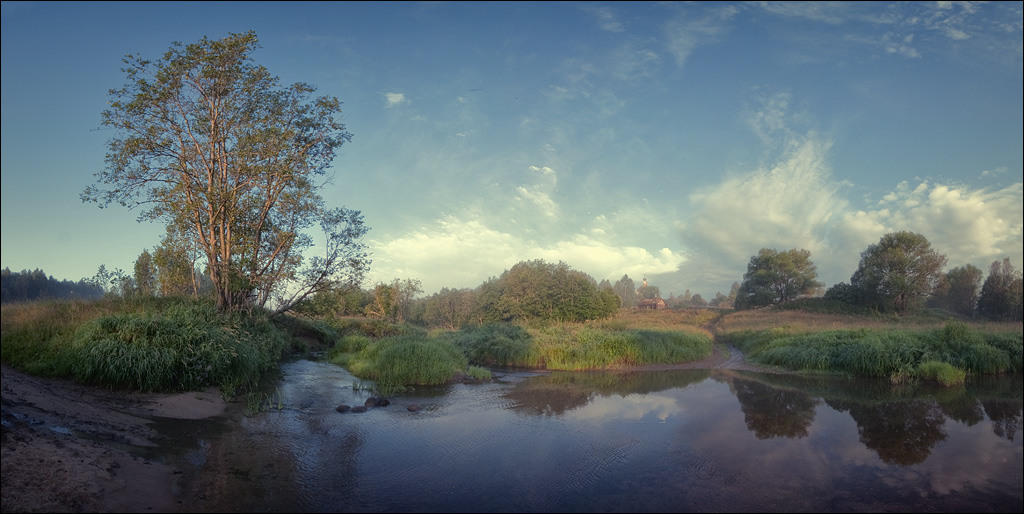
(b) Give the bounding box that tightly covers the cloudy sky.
[2,1,1021,298]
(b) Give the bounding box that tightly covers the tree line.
[0,268,103,303]
[733,231,1022,321]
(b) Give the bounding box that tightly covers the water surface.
[171,359,1023,513]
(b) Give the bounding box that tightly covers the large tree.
[82,31,369,313]
[977,258,1023,321]
[850,231,947,315]
[734,248,821,309]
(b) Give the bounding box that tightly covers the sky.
[2,1,1022,299]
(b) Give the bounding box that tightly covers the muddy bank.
[0,364,225,513]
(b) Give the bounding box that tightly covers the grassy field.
[3,297,1019,396]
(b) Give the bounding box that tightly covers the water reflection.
[171,361,1022,512]
[730,378,819,439]
[500,367,1022,467]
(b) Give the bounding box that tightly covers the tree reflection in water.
[501,367,1021,467]
[729,378,819,439]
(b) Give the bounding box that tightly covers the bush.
[917,360,966,386]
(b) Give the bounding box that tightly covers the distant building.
[637,298,667,310]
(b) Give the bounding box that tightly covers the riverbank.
[0,364,226,513]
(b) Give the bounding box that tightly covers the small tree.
[365,278,422,323]
[734,248,821,309]
[133,249,158,297]
[612,274,638,309]
[850,231,947,315]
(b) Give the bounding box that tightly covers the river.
[163,358,1022,513]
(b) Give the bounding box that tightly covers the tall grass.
[531,325,712,370]
[2,297,294,394]
[728,320,1021,381]
[328,333,470,395]
[444,323,541,367]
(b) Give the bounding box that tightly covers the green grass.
[2,296,297,395]
[917,360,967,386]
[531,325,712,370]
[329,333,471,395]
[726,320,1020,383]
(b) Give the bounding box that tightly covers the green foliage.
[977,258,1023,321]
[1,267,103,303]
[849,231,947,316]
[133,249,157,297]
[917,360,966,386]
[477,259,618,324]
[465,365,492,380]
[446,323,541,367]
[531,325,712,371]
[420,287,477,329]
[735,248,822,309]
[613,274,638,309]
[734,320,1020,378]
[333,334,469,390]
[1,297,294,394]
[364,278,422,323]
[930,264,983,317]
[82,30,369,314]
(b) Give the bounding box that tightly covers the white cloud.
[671,90,1023,293]
[662,4,739,67]
[879,32,921,58]
[678,133,846,289]
[515,186,557,218]
[366,215,683,296]
[384,92,408,108]
[834,181,1024,276]
[514,165,559,218]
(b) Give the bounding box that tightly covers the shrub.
[917,360,967,386]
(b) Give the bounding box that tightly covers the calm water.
[167,359,1023,513]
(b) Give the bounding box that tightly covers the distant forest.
[1,268,103,303]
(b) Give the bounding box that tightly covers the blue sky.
[2,1,1022,299]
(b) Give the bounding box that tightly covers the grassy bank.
[5,297,1018,396]
[1,297,324,395]
[715,302,1022,384]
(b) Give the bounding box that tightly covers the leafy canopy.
[82,31,369,314]
[850,231,947,316]
[735,248,821,309]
